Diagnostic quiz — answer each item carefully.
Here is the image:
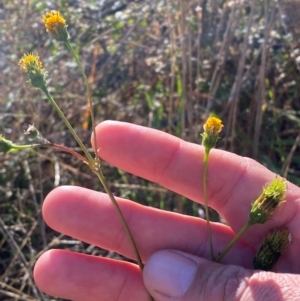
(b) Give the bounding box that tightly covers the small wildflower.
[19,53,47,89]
[253,228,290,271]
[201,117,223,151]
[249,177,286,225]
[43,11,69,41]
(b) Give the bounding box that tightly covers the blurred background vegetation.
[1,0,300,300]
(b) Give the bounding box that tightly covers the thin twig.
[281,130,300,178]
[0,216,45,301]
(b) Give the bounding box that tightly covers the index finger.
[93,121,300,239]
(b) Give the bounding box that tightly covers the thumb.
[143,250,299,301]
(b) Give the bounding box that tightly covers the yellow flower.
[203,117,223,134]
[19,53,46,89]
[19,53,43,71]
[201,117,223,151]
[43,11,69,41]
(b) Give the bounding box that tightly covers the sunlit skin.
[34,121,300,301]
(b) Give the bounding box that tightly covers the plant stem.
[95,169,143,270]
[11,143,40,151]
[49,143,89,164]
[203,148,214,261]
[215,220,252,262]
[40,86,95,166]
[64,40,100,167]
[46,42,153,301]
[94,170,154,301]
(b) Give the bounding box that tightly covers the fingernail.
[144,250,197,298]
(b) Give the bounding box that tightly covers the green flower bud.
[249,177,286,225]
[19,53,47,89]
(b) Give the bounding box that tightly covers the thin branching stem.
[64,40,100,168]
[40,86,95,166]
[215,220,252,262]
[94,170,154,301]
[95,170,143,270]
[49,143,89,164]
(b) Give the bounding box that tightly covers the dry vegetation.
[1,0,300,300]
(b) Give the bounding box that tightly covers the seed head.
[24,124,39,140]
[253,228,290,271]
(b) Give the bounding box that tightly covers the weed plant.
[1,1,300,300]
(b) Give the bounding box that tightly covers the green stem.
[94,170,153,301]
[10,143,40,151]
[40,86,95,166]
[52,40,153,301]
[49,143,89,164]
[95,169,144,271]
[215,220,252,262]
[64,40,100,167]
[203,148,214,261]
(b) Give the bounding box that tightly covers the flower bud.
[19,53,47,89]
[249,177,286,225]
[201,117,223,151]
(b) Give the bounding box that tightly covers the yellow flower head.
[203,117,223,134]
[19,53,43,71]
[201,116,223,151]
[43,11,69,41]
[19,53,46,89]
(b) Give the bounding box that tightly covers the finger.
[43,186,254,268]
[34,249,149,301]
[92,121,300,243]
[143,249,300,301]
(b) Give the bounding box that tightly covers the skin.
[34,121,300,301]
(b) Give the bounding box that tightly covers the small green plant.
[215,177,287,263]
[200,117,289,269]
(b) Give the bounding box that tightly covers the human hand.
[34,121,300,301]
